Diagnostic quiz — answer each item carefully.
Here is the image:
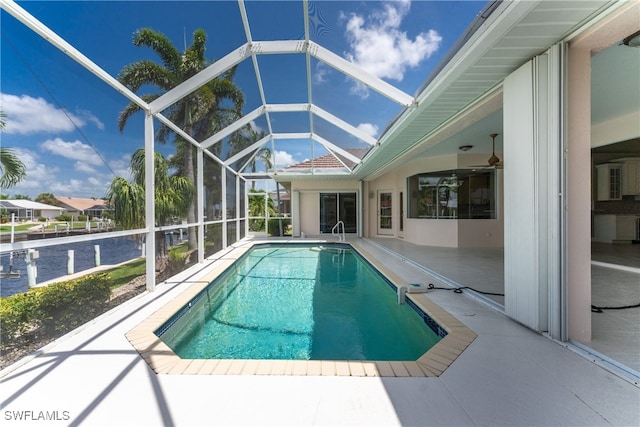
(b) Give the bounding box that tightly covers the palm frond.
[0,148,27,189]
[118,94,161,132]
[133,28,182,75]
[118,60,176,92]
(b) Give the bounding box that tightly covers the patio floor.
[1,237,638,426]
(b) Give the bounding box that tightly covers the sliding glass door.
[320,193,357,233]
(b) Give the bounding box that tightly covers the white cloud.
[50,179,85,196]
[0,93,103,134]
[3,146,112,199]
[4,148,59,193]
[350,82,370,99]
[109,154,133,180]
[78,109,105,131]
[357,123,379,137]
[87,176,106,189]
[313,62,331,84]
[41,138,103,166]
[274,150,296,168]
[342,1,442,82]
[75,161,98,174]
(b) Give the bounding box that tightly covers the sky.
[1,0,485,199]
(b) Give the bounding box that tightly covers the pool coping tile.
[125,240,477,377]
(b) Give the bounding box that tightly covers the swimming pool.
[155,243,443,361]
[126,240,477,376]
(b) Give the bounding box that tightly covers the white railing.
[332,221,345,241]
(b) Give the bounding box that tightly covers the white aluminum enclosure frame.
[0,0,416,290]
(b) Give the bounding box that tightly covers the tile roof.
[55,196,107,211]
[285,148,370,171]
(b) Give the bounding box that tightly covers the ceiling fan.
[469,133,503,169]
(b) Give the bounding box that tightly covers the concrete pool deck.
[1,237,638,426]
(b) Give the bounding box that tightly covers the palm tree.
[106,148,194,260]
[247,188,275,232]
[117,28,244,251]
[0,111,27,189]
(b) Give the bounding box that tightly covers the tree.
[247,188,275,232]
[0,111,27,190]
[106,148,194,261]
[10,194,31,200]
[35,192,59,206]
[117,28,244,251]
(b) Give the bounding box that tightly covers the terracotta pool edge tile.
[373,361,395,377]
[403,361,427,377]
[335,361,351,376]
[256,360,273,375]
[347,361,366,377]
[362,362,380,377]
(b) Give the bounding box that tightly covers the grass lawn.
[100,258,146,290]
[0,224,35,232]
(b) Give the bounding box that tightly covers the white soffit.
[353,0,615,180]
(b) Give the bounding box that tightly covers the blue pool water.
[156,243,444,361]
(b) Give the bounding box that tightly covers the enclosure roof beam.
[149,43,250,114]
[224,135,270,167]
[312,134,362,166]
[308,41,415,107]
[201,106,264,149]
[310,105,377,145]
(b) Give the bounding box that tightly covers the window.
[408,170,496,219]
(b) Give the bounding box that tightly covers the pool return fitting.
[397,283,430,304]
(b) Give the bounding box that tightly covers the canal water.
[0,237,143,297]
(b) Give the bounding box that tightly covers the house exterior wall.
[289,179,360,238]
[41,209,63,219]
[364,154,504,248]
[567,45,594,344]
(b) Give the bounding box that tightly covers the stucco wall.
[291,179,360,238]
[364,154,504,248]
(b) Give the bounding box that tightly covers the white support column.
[197,147,205,263]
[292,190,300,237]
[236,174,241,242]
[144,113,156,292]
[566,45,592,343]
[358,181,364,238]
[221,168,227,249]
[244,178,249,238]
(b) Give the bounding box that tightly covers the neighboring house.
[0,199,64,221]
[54,196,111,219]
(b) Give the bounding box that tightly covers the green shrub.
[249,218,265,232]
[0,292,37,343]
[56,214,72,222]
[0,273,112,344]
[267,218,292,236]
[77,214,88,221]
[37,216,46,222]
